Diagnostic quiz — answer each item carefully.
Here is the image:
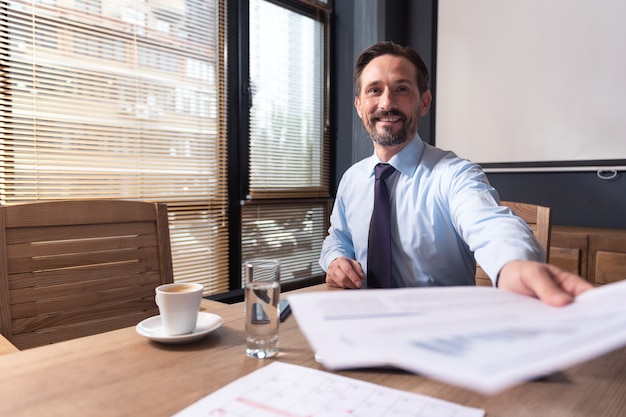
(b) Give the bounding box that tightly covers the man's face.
[355,54,431,147]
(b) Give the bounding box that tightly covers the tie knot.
[375,163,396,181]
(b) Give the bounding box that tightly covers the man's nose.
[379,89,395,110]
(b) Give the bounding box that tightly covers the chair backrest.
[500,201,552,257]
[0,200,174,349]
[475,200,552,286]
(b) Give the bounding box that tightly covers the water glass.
[244,259,281,358]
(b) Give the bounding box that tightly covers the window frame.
[224,0,333,295]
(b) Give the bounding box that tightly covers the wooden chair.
[475,201,552,286]
[0,200,174,349]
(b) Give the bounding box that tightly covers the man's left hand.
[498,260,593,306]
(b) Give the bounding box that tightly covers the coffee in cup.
[155,283,204,335]
[159,283,199,293]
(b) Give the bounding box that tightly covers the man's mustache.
[369,110,407,123]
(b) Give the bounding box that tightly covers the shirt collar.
[367,135,424,178]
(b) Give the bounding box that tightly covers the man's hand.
[498,260,594,306]
[326,257,366,289]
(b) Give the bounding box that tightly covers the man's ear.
[420,90,433,116]
[354,96,362,118]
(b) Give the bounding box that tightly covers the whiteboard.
[435,0,626,169]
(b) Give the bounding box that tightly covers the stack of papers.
[174,362,485,416]
[288,280,626,394]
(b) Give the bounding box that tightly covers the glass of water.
[244,259,281,358]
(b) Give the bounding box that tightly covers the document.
[174,362,484,417]
[288,280,626,394]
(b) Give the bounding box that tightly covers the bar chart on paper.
[174,362,484,417]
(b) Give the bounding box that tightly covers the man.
[319,41,592,306]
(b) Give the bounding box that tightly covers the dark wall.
[486,171,626,229]
[332,1,626,230]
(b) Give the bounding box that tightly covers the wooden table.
[0,333,19,355]
[0,284,624,417]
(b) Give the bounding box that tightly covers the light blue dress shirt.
[319,136,545,287]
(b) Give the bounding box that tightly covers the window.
[240,0,331,288]
[1,0,229,295]
[0,0,331,296]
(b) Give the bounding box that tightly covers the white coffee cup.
[155,283,204,335]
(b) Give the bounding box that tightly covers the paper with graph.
[288,280,626,394]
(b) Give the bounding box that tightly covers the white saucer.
[136,312,224,344]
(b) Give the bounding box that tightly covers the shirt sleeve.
[445,160,545,283]
[319,177,357,272]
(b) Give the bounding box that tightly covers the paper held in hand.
[288,280,626,395]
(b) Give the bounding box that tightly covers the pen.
[279,300,291,322]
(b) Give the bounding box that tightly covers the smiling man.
[319,41,592,306]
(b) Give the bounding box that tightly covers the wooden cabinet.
[550,226,626,286]
[588,232,626,285]
[475,225,626,287]
[550,228,588,277]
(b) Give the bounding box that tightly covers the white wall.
[436,0,626,169]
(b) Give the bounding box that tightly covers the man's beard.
[366,110,418,147]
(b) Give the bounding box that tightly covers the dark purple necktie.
[367,163,396,288]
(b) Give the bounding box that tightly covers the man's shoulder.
[419,144,488,189]
[343,156,375,177]
[422,143,472,169]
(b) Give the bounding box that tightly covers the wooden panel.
[2,200,158,228]
[7,247,160,275]
[11,309,157,350]
[0,212,11,341]
[475,266,492,287]
[13,295,158,337]
[593,249,626,286]
[551,226,626,285]
[594,251,626,285]
[8,261,161,289]
[549,228,589,278]
[588,231,626,286]
[485,224,626,285]
[6,222,156,245]
[549,247,583,276]
[9,272,160,304]
[10,282,158,318]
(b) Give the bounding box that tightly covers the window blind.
[0,0,229,295]
[248,0,330,199]
[241,202,328,285]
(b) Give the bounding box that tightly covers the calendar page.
[174,362,484,417]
